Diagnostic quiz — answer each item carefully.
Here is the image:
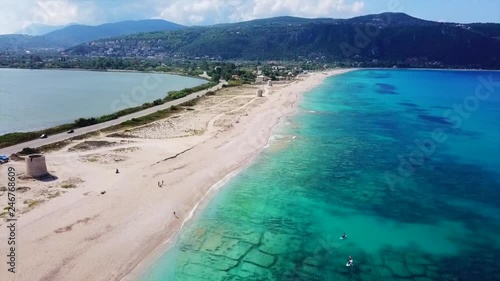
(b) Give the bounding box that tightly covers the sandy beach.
[0,69,353,281]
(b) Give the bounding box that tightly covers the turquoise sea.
[143,69,500,281]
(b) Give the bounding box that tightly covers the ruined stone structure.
[26,154,49,177]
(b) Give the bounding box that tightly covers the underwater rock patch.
[376,89,399,95]
[244,249,276,268]
[399,102,418,107]
[179,263,224,280]
[259,231,302,255]
[386,260,412,278]
[213,226,262,245]
[376,83,397,91]
[407,263,427,276]
[179,250,239,272]
[418,114,452,125]
[234,261,271,279]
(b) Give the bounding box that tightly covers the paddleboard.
[346,260,353,267]
[339,236,346,240]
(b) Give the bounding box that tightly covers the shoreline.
[362,67,500,72]
[0,69,354,281]
[123,90,294,281]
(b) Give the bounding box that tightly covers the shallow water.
[0,69,206,134]
[143,69,500,281]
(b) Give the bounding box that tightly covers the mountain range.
[68,13,500,68]
[0,19,184,50]
[1,13,500,68]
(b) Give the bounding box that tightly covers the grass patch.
[61,183,76,189]
[70,131,100,141]
[106,132,137,138]
[24,199,44,208]
[180,97,202,107]
[103,108,178,132]
[39,140,72,152]
[47,191,61,199]
[223,80,244,87]
[68,141,117,152]
[163,82,217,102]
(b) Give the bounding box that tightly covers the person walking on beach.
[173,211,179,219]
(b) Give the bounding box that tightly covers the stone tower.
[26,154,49,178]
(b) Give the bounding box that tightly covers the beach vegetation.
[69,131,100,141]
[47,191,61,199]
[180,98,200,107]
[38,140,72,152]
[18,147,40,155]
[24,199,44,208]
[61,183,77,189]
[104,108,176,131]
[224,80,244,87]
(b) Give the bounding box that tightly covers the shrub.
[18,147,40,155]
[74,117,98,127]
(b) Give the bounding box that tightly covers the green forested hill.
[68,13,500,68]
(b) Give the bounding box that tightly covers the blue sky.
[1,0,499,34]
[364,0,500,24]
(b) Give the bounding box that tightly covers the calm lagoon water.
[0,68,206,135]
[143,69,500,281]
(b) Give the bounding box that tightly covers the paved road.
[0,81,226,156]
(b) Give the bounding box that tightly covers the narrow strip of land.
[0,81,225,156]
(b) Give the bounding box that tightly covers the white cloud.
[0,0,366,34]
[0,0,98,34]
[159,0,366,25]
